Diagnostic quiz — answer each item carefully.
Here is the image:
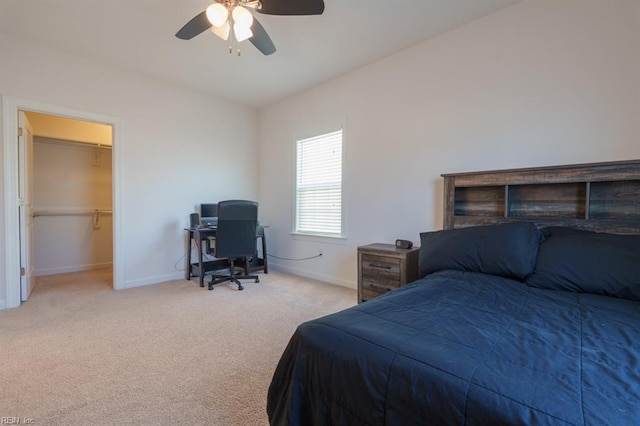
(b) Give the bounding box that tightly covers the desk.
[185,225,268,287]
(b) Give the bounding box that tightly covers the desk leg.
[185,230,193,281]
[195,230,205,287]
[262,231,268,274]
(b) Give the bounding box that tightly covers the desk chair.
[208,200,260,291]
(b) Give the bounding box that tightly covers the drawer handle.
[369,283,394,292]
[369,262,392,270]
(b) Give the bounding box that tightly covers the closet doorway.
[23,111,114,297]
[2,96,123,309]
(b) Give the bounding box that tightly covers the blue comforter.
[267,270,640,425]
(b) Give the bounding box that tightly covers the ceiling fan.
[175,0,325,56]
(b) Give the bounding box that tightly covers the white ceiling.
[0,0,522,108]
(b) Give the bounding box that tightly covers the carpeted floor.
[0,269,356,425]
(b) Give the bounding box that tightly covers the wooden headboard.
[442,160,640,234]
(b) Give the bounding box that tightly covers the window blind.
[295,129,343,236]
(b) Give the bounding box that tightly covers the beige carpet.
[0,269,356,425]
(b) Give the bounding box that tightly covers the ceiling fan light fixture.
[233,23,253,42]
[177,0,323,55]
[211,21,231,40]
[206,2,228,27]
[232,6,254,28]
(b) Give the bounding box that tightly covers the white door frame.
[2,95,124,309]
[18,111,35,301]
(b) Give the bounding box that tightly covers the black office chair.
[208,200,260,291]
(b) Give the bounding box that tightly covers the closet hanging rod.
[34,137,112,150]
[33,210,112,218]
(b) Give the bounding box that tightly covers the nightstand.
[357,243,420,303]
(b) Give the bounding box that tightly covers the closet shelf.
[33,209,112,217]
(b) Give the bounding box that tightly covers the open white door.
[18,111,35,301]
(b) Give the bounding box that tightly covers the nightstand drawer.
[361,254,401,287]
[361,281,399,301]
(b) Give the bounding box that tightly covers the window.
[295,129,344,237]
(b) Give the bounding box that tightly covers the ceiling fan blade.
[175,11,212,40]
[257,0,324,16]
[249,18,276,55]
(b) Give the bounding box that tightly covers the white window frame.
[293,127,345,239]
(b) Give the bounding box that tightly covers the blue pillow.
[526,227,640,301]
[419,222,542,280]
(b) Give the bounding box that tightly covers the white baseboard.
[268,261,356,289]
[0,298,6,310]
[35,262,113,277]
[121,271,185,290]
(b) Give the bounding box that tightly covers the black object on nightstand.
[357,243,420,304]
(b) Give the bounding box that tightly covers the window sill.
[291,231,347,243]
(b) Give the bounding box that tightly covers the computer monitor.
[200,203,218,227]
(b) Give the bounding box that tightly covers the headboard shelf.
[508,183,587,219]
[443,160,640,234]
[453,186,505,217]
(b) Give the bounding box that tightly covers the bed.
[267,160,640,425]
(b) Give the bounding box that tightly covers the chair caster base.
[207,271,258,291]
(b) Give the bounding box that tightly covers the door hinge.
[18,127,24,137]
[20,267,26,276]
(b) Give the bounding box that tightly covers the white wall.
[0,33,258,307]
[33,138,113,276]
[257,0,640,288]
